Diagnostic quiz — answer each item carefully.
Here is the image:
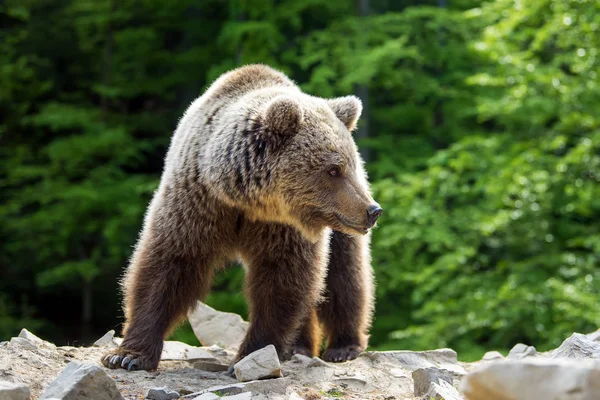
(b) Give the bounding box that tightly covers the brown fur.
[102,65,380,371]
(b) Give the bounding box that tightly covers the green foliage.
[0,0,598,362]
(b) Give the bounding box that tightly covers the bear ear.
[327,96,362,131]
[263,96,303,137]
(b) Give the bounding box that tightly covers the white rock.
[221,394,252,400]
[188,302,249,349]
[481,351,504,361]
[145,387,180,400]
[93,330,117,348]
[460,358,600,400]
[551,333,600,359]
[586,328,600,342]
[426,380,462,400]
[191,394,220,400]
[0,380,30,400]
[412,367,453,396]
[161,341,219,363]
[40,362,124,400]
[288,393,303,400]
[18,328,55,348]
[9,337,37,350]
[361,349,466,375]
[507,343,537,359]
[234,345,282,382]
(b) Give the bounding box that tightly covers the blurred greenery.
[0,0,598,361]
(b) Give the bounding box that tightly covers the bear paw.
[101,348,158,371]
[322,345,362,362]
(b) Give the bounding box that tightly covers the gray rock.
[145,387,180,400]
[18,328,55,348]
[586,328,600,342]
[188,302,249,349]
[481,351,504,361]
[0,380,30,400]
[234,345,282,382]
[9,337,37,350]
[460,358,600,400]
[40,362,124,400]
[192,361,229,372]
[551,333,600,359]
[426,380,461,400]
[184,379,289,399]
[191,394,220,400]
[161,341,219,363]
[221,394,252,400]
[412,367,453,397]
[361,349,466,375]
[93,330,117,348]
[507,343,537,359]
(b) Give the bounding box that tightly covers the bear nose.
[366,204,383,226]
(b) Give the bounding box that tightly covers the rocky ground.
[1,303,600,400]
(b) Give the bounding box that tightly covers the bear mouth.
[333,214,370,235]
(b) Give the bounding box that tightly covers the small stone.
[507,343,536,359]
[234,345,282,382]
[191,394,220,400]
[40,362,124,400]
[551,332,600,359]
[481,351,504,361]
[288,393,303,400]
[93,330,117,348]
[193,361,229,372]
[9,337,37,350]
[0,380,30,400]
[426,380,461,400]
[221,394,252,400]
[188,302,249,349]
[412,367,453,397]
[18,328,55,348]
[145,387,180,400]
[161,341,218,362]
[307,357,329,368]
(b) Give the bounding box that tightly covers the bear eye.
[328,166,341,177]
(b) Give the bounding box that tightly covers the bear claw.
[322,345,362,363]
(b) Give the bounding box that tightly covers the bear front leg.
[101,199,217,371]
[291,309,321,358]
[318,231,374,362]
[233,224,328,369]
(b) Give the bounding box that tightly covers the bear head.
[252,92,382,239]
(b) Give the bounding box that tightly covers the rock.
[188,302,249,349]
[288,393,303,400]
[191,394,220,400]
[460,358,600,400]
[93,330,117,348]
[220,394,252,400]
[551,332,600,359]
[193,360,229,372]
[507,343,537,359]
[161,341,219,363]
[233,345,282,382]
[586,328,600,342]
[426,380,461,400]
[184,379,290,399]
[145,387,180,400]
[18,328,55,348]
[0,380,30,400]
[412,367,453,397]
[481,351,504,361]
[40,362,124,400]
[361,349,466,376]
[9,337,37,350]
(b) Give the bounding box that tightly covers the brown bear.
[102,64,382,372]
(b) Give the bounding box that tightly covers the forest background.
[1,0,599,361]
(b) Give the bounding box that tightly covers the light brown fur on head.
[102,64,379,372]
